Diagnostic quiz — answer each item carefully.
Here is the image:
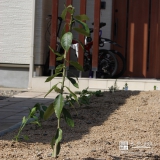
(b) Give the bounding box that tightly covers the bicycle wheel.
[97,49,118,78]
[110,50,126,78]
[83,53,92,72]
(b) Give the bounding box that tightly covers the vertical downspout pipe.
[28,0,36,89]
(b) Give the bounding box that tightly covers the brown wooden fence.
[49,0,101,77]
[112,0,160,78]
[50,0,160,79]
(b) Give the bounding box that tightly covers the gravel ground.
[0,90,160,160]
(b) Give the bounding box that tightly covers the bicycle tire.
[83,56,91,71]
[110,50,126,78]
[97,49,118,78]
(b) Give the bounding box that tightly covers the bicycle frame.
[71,39,93,57]
[46,16,124,78]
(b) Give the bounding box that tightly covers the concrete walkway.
[0,90,58,135]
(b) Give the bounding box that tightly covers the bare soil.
[0,91,160,160]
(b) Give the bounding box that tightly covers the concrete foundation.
[0,67,29,89]
[31,77,160,92]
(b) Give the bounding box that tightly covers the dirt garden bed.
[0,91,160,160]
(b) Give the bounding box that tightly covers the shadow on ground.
[0,90,160,159]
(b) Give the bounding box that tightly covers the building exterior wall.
[0,0,35,88]
[34,0,52,65]
[0,0,34,64]
[0,67,29,88]
[0,0,113,88]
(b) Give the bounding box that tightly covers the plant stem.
[16,118,29,141]
[58,119,60,129]
[61,51,67,94]
[58,51,67,130]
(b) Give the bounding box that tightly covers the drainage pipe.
[28,0,36,89]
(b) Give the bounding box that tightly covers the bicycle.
[72,22,125,78]
[71,22,118,78]
[87,22,126,78]
[44,16,125,78]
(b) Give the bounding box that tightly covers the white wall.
[86,0,113,49]
[0,0,34,64]
[0,67,29,88]
[34,0,52,65]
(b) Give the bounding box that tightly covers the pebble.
[105,141,111,145]
[91,149,96,152]
[47,153,52,157]
[37,152,42,156]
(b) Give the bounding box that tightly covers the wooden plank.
[127,0,149,77]
[49,0,59,70]
[92,0,101,71]
[112,0,127,57]
[147,0,159,78]
[155,1,160,78]
[112,0,128,77]
[65,0,72,67]
[78,0,87,67]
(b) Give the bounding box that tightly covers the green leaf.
[43,103,54,120]
[32,115,38,121]
[42,106,47,111]
[61,4,74,20]
[29,107,36,117]
[82,87,89,94]
[69,100,76,107]
[49,46,62,57]
[75,14,89,21]
[67,8,75,15]
[31,120,41,127]
[45,72,62,82]
[56,56,64,61]
[73,28,90,37]
[67,71,79,81]
[69,61,83,71]
[65,86,78,103]
[40,110,44,119]
[22,116,26,124]
[54,94,64,119]
[34,103,41,111]
[74,19,90,35]
[61,32,73,52]
[79,96,90,105]
[54,86,61,93]
[55,64,64,74]
[44,83,60,98]
[51,128,62,148]
[60,25,66,40]
[62,108,74,127]
[61,7,68,20]
[67,77,79,88]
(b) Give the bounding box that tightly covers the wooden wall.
[112,0,160,78]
